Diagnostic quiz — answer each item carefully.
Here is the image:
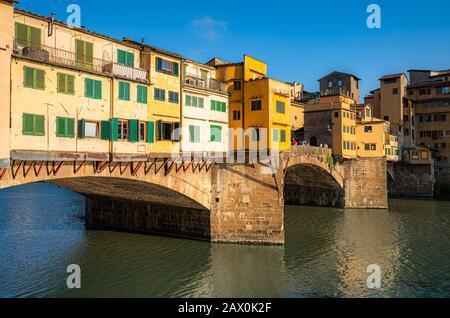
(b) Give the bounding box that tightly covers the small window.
[189,125,200,143]
[169,91,179,104]
[280,130,286,143]
[57,73,75,95]
[334,112,339,118]
[328,80,333,88]
[84,121,100,138]
[22,113,45,136]
[15,22,42,48]
[233,111,241,120]
[156,57,179,76]
[210,125,222,142]
[137,85,148,104]
[384,116,389,121]
[118,119,129,141]
[56,117,75,138]
[154,88,165,101]
[117,49,134,67]
[139,121,147,142]
[393,88,399,95]
[273,129,279,142]
[118,81,131,101]
[364,126,373,133]
[24,66,45,90]
[234,81,242,91]
[85,78,102,99]
[338,80,343,87]
[276,101,285,113]
[251,100,262,111]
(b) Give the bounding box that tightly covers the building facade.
[181,59,229,154]
[318,71,361,103]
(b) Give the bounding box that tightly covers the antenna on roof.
[141,38,145,44]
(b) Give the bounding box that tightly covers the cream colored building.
[181,59,229,154]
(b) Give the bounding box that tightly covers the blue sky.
[17,0,450,99]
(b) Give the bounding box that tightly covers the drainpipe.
[109,78,114,159]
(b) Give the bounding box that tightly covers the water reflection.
[0,183,449,298]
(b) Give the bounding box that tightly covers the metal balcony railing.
[13,40,149,82]
[184,76,227,94]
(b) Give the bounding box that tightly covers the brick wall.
[388,162,434,197]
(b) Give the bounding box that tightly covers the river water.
[0,182,449,298]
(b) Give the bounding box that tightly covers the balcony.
[183,76,227,94]
[321,88,351,98]
[13,40,148,83]
[403,149,433,165]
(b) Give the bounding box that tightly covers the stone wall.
[85,195,211,241]
[343,157,388,209]
[210,163,284,245]
[388,162,434,197]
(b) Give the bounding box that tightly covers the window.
[154,88,165,101]
[403,115,409,122]
[384,116,389,121]
[118,81,130,101]
[366,109,371,118]
[393,88,399,95]
[117,49,134,67]
[233,111,241,120]
[15,22,41,48]
[420,115,432,123]
[57,73,75,95]
[185,95,204,108]
[24,66,45,90]
[210,125,222,142]
[404,129,410,137]
[338,80,343,87]
[22,113,45,136]
[234,81,241,91]
[273,129,279,142]
[137,85,148,104]
[156,57,179,76]
[364,126,373,133]
[328,80,333,88]
[189,125,200,143]
[168,91,179,104]
[434,114,446,121]
[56,117,75,138]
[251,100,262,111]
[85,78,102,99]
[211,100,226,112]
[118,119,129,141]
[334,112,339,118]
[156,121,180,141]
[252,128,260,142]
[75,39,93,69]
[355,80,359,89]
[436,87,443,95]
[78,120,100,138]
[276,101,285,113]
[280,130,286,143]
[364,144,376,151]
[138,122,147,142]
[419,88,431,96]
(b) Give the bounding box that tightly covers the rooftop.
[318,71,361,81]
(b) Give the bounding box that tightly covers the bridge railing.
[290,145,332,157]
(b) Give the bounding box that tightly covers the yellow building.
[304,94,357,159]
[208,55,291,151]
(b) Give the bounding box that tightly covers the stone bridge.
[0,146,387,244]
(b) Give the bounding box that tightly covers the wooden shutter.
[75,39,83,65]
[67,75,75,94]
[110,118,119,141]
[34,115,45,136]
[84,41,94,66]
[67,118,75,137]
[117,49,126,65]
[94,80,102,99]
[147,121,155,143]
[22,113,34,135]
[199,98,204,108]
[78,119,85,138]
[173,62,179,76]
[30,26,41,48]
[156,57,162,72]
[186,95,191,106]
[85,78,93,98]
[156,120,162,141]
[101,120,111,140]
[24,67,34,88]
[128,119,138,142]
[35,69,45,90]
[15,23,27,46]
[127,52,134,67]
[56,117,65,136]
[57,73,65,93]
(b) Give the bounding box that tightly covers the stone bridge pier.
[0,147,388,245]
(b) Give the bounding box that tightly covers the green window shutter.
[199,98,204,108]
[75,39,83,64]
[34,115,45,136]
[189,125,195,143]
[35,69,45,90]
[85,78,93,98]
[15,23,27,46]
[211,100,215,110]
[84,41,94,66]
[56,117,65,136]
[22,113,35,135]
[67,118,75,137]
[222,102,227,112]
[57,73,65,93]
[117,49,126,65]
[192,96,198,107]
[173,62,179,76]
[129,119,139,142]
[110,118,119,141]
[78,119,86,138]
[147,121,155,143]
[101,120,111,140]
[127,52,134,67]
[67,75,75,94]
[210,125,222,142]
[94,80,102,99]
[30,26,41,48]
[24,67,34,88]
[186,95,192,106]
[281,130,286,142]
[156,57,162,71]
[137,85,148,104]
[119,82,130,101]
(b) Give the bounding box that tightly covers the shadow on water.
[1,183,450,297]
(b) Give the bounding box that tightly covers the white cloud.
[188,16,227,40]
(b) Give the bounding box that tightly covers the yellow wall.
[147,51,181,154]
[0,0,14,166]
[290,102,304,130]
[243,55,267,81]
